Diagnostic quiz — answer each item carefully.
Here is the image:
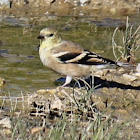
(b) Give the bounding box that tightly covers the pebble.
[0,77,6,87]
[31,126,44,134]
[80,0,90,6]
[51,97,62,110]
[122,74,137,82]
[136,63,140,73]
[0,117,11,129]
[0,0,9,5]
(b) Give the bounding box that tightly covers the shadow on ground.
[56,76,140,90]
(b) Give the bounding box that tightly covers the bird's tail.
[92,62,134,72]
[116,62,134,67]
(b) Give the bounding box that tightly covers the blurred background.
[0,0,140,95]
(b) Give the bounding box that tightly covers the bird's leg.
[91,70,94,88]
[91,75,94,88]
[62,75,72,87]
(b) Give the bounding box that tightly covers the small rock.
[118,67,125,72]
[136,63,140,73]
[94,69,109,77]
[122,74,137,82]
[37,89,48,94]
[80,0,90,6]
[3,128,11,135]
[109,8,116,15]
[133,72,140,77]
[51,97,62,110]
[0,0,9,5]
[0,117,11,129]
[37,89,57,94]
[0,77,6,87]
[0,0,10,8]
[31,127,44,134]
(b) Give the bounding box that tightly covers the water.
[0,16,139,95]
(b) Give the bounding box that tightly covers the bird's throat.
[40,37,62,49]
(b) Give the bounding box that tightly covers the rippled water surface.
[0,16,140,95]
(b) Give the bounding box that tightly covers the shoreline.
[0,0,139,17]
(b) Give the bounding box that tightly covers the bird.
[37,27,120,87]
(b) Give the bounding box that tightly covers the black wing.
[57,50,117,65]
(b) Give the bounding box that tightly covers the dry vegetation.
[0,87,135,140]
[0,1,140,139]
[0,0,139,17]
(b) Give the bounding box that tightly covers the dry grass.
[112,17,140,64]
[0,88,130,140]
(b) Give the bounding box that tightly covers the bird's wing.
[54,49,116,65]
[51,41,116,65]
[51,41,84,63]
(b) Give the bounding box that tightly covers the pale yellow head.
[38,27,62,48]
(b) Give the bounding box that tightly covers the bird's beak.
[37,35,44,39]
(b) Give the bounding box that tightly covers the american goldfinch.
[38,27,118,86]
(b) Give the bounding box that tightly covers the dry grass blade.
[112,17,140,63]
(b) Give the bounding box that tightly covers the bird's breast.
[39,47,50,66]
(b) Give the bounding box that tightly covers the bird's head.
[38,27,62,48]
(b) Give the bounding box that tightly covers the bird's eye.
[47,33,54,37]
